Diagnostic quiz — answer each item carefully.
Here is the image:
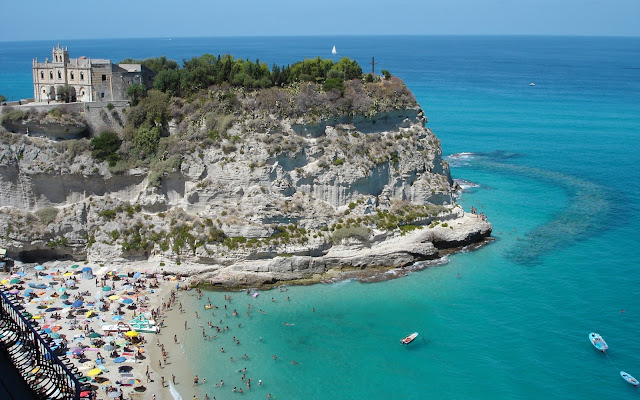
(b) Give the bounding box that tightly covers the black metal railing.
[0,289,88,400]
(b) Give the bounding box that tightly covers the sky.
[1,0,638,41]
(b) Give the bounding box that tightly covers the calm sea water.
[2,36,640,399]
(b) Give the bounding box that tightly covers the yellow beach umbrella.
[125,331,138,338]
[31,366,41,373]
[108,295,120,300]
[63,272,73,276]
[1,279,8,284]
[86,310,96,318]
[87,368,103,377]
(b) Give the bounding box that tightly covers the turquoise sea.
[2,36,640,399]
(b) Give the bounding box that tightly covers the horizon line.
[2,33,639,44]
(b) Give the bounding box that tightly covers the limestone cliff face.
[0,78,491,284]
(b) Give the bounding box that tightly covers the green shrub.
[106,103,115,111]
[1,109,25,124]
[331,226,370,245]
[35,207,59,225]
[91,131,121,167]
[98,209,117,221]
[323,78,344,94]
[333,158,345,166]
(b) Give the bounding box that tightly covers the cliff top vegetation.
[90,54,417,171]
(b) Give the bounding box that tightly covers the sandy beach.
[0,260,196,400]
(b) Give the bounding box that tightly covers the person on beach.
[172,374,176,384]
[193,375,199,386]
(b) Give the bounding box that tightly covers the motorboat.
[529,82,535,86]
[589,332,608,352]
[400,332,418,345]
[621,371,639,387]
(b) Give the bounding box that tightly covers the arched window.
[40,71,44,79]
[58,71,61,79]
[70,72,74,80]
[50,71,53,79]
[80,72,84,80]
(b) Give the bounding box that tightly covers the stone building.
[32,44,154,103]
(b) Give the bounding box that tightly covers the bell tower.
[52,43,69,64]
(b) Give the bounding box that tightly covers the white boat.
[400,332,418,345]
[332,45,337,55]
[589,332,608,352]
[621,371,639,387]
[529,82,535,86]
[101,322,131,333]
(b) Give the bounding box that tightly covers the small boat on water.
[529,82,535,86]
[621,371,639,387]
[589,332,608,352]
[332,45,337,55]
[400,332,418,345]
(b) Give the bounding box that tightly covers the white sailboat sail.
[332,45,337,55]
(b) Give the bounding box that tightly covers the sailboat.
[332,45,337,55]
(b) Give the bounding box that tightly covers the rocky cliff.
[0,77,491,286]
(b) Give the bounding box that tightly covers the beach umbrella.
[9,289,19,294]
[104,336,115,343]
[24,288,34,293]
[112,316,122,321]
[17,272,26,277]
[108,392,120,398]
[103,344,114,351]
[113,356,126,363]
[122,298,133,304]
[108,295,120,300]
[125,331,138,338]
[72,300,83,308]
[118,365,133,373]
[87,368,103,377]
[88,332,101,338]
[35,265,44,270]
[133,272,141,279]
[71,264,80,269]
[60,294,69,299]
[57,287,66,293]
[102,286,112,292]
[9,278,20,284]
[65,279,75,286]
[51,332,60,339]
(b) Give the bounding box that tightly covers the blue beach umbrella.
[133,272,141,279]
[103,344,115,351]
[72,300,83,308]
[102,286,112,292]
[113,356,126,363]
[24,288,34,294]
[17,272,26,277]
[112,316,122,321]
[122,299,133,304]
[35,265,44,270]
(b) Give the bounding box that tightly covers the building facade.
[32,44,154,103]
